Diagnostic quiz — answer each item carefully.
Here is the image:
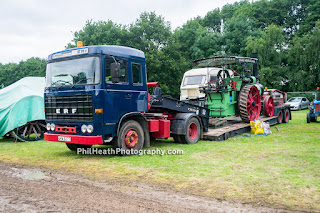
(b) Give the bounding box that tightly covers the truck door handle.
[126,93,132,99]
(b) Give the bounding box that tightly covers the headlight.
[81,125,87,133]
[87,125,94,133]
[50,123,55,131]
[46,123,51,131]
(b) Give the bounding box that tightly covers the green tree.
[127,12,172,52]
[288,21,320,91]
[66,20,127,48]
[201,9,221,32]
[174,18,203,59]
[245,24,287,89]
[0,58,46,87]
[190,28,223,59]
[223,14,259,56]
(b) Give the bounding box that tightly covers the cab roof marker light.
[77,41,83,47]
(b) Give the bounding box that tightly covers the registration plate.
[58,136,71,142]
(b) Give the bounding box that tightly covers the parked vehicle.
[44,43,210,154]
[285,97,310,110]
[0,77,46,141]
[307,88,319,123]
[192,56,274,122]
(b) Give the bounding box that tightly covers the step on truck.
[44,43,209,154]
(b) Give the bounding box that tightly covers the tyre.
[310,115,317,122]
[172,134,183,143]
[66,143,92,151]
[307,112,311,123]
[299,105,302,110]
[180,117,201,144]
[113,120,144,155]
[283,109,290,123]
[277,110,283,124]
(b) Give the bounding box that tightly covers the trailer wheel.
[307,112,311,123]
[113,120,144,155]
[180,118,201,144]
[66,143,92,151]
[277,110,283,124]
[283,109,290,123]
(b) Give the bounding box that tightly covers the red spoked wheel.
[239,85,261,122]
[231,82,238,90]
[124,129,139,149]
[188,122,198,140]
[263,95,275,117]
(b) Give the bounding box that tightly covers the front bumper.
[291,105,300,110]
[44,133,103,145]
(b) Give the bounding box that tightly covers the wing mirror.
[111,62,121,83]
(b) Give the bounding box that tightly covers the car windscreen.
[183,75,206,86]
[288,97,301,102]
[46,57,100,87]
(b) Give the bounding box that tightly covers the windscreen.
[288,97,301,102]
[46,57,100,87]
[183,75,206,86]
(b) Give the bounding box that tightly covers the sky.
[0,0,239,64]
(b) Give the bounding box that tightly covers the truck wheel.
[277,110,283,124]
[113,120,144,155]
[180,118,201,144]
[283,109,290,123]
[66,143,92,151]
[307,112,311,123]
[172,134,182,143]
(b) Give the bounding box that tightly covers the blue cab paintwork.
[45,45,148,141]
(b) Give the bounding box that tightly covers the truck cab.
[44,45,148,146]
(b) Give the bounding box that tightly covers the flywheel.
[238,85,261,122]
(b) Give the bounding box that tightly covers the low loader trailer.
[44,43,290,154]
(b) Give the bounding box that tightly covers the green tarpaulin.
[0,77,45,137]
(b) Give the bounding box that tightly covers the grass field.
[0,110,319,211]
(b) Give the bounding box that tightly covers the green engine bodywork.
[205,76,259,118]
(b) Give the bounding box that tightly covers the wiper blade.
[73,78,92,85]
[51,80,72,87]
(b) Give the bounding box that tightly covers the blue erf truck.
[44,43,209,154]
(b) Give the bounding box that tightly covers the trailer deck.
[203,115,278,141]
[203,105,291,141]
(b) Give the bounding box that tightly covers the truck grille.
[45,94,93,121]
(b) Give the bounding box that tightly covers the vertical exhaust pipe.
[250,53,258,77]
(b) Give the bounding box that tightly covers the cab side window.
[132,63,142,84]
[105,58,127,83]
